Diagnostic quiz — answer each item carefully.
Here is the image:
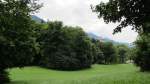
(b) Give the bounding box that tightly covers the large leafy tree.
[38,21,94,70]
[92,0,150,34]
[0,0,41,83]
[100,42,117,64]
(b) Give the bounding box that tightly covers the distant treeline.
[29,21,132,70]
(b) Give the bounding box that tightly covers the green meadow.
[8,64,150,84]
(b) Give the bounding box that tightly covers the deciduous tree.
[0,0,41,83]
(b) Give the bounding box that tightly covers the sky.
[35,0,138,43]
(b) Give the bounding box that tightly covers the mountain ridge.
[31,15,45,23]
[87,32,131,46]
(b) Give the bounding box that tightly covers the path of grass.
[8,64,150,84]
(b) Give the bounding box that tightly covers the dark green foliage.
[116,44,129,63]
[0,69,9,84]
[0,40,36,68]
[28,22,45,66]
[92,0,150,34]
[91,39,104,64]
[100,42,117,64]
[0,0,41,67]
[126,47,137,62]
[134,34,150,71]
[0,0,41,83]
[38,21,94,70]
[117,48,127,63]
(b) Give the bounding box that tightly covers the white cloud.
[36,0,138,43]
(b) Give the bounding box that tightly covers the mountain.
[31,15,45,23]
[87,32,131,46]
[87,33,114,42]
[87,33,102,40]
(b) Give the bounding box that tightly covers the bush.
[38,21,94,70]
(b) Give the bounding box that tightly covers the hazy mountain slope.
[31,15,45,23]
[87,33,131,46]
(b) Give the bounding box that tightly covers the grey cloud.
[36,0,137,43]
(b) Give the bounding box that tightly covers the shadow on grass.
[8,81,28,84]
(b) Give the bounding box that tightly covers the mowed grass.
[8,64,150,84]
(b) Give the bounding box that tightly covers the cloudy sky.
[35,0,138,43]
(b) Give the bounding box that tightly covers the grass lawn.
[8,64,150,84]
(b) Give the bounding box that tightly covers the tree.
[133,34,150,71]
[126,47,137,63]
[116,44,129,63]
[100,42,117,64]
[92,0,150,34]
[38,21,94,70]
[91,39,104,64]
[0,0,41,83]
[30,21,46,66]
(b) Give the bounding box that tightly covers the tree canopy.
[38,21,95,70]
[0,0,41,83]
[100,42,117,64]
[133,34,150,71]
[92,0,150,34]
